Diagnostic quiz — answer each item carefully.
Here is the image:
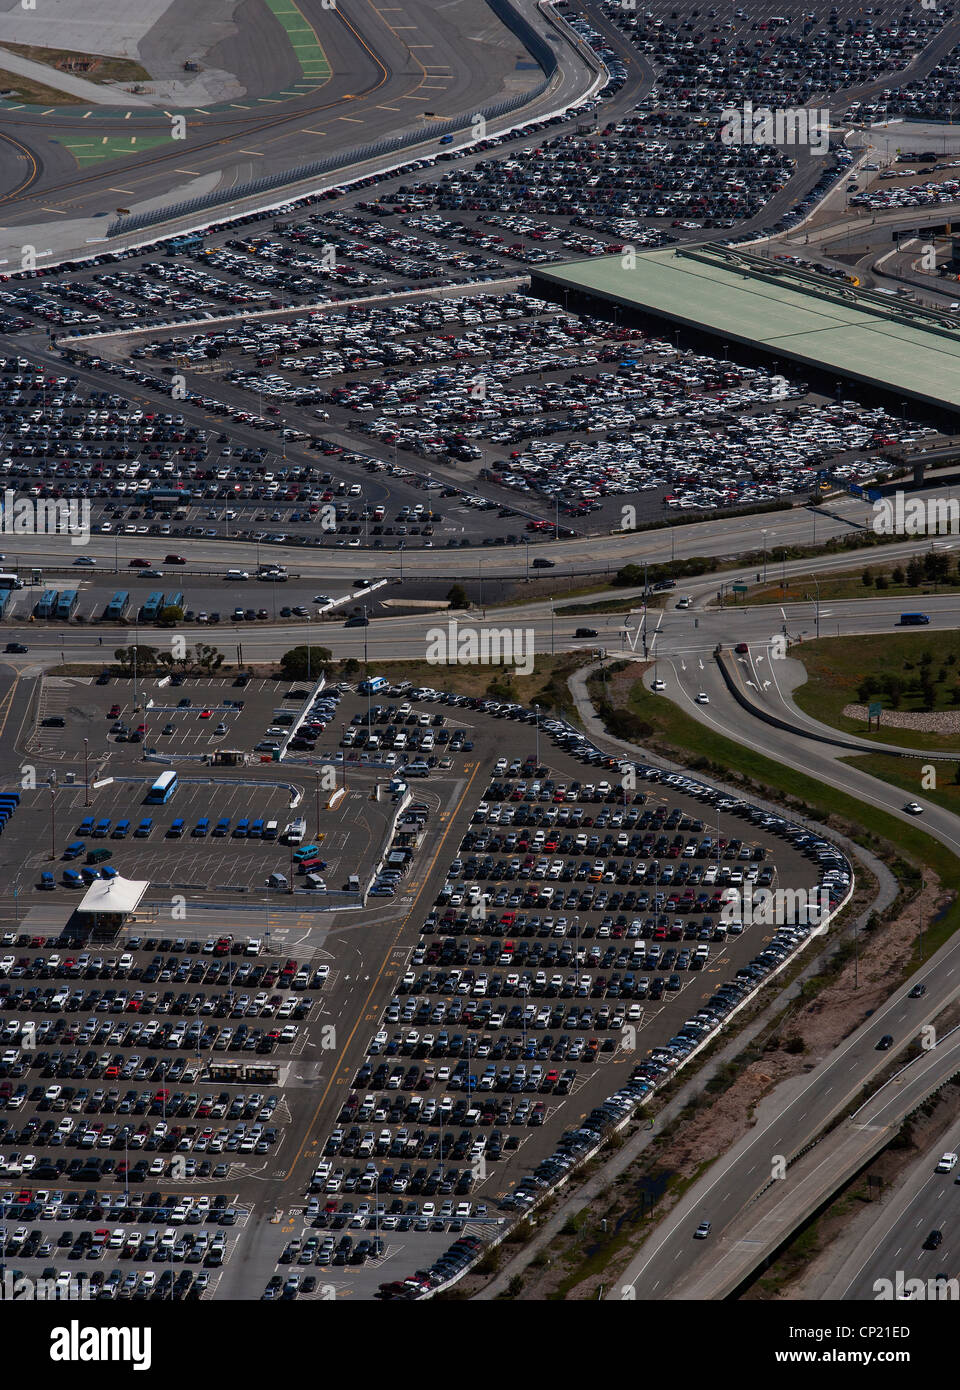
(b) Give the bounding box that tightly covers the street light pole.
[83,737,90,806]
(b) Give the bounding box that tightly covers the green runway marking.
[264,0,332,86]
[57,133,175,167]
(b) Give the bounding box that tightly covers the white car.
[904,802,923,815]
[651,679,666,691]
[695,692,710,704]
[936,1152,958,1173]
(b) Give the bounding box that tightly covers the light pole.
[814,578,821,639]
[534,704,540,767]
[83,737,90,806]
[761,530,770,584]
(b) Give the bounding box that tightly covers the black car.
[923,1229,943,1250]
[908,984,927,999]
[42,716,65,727]
[876,1034,894,1050]
[574,628,598,639]
[4,642,27,653]
[345,615,369,627]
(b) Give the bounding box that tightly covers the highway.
[821,1116,960,1300]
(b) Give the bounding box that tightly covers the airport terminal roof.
[76,876,149,916]
[534,245,960,414]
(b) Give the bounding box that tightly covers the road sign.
[868,701,883,719]
[732,584,748,594]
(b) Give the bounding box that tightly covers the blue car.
[77,818,95,836]
[80,867,100,884]
[213,818,230,836]
[63,841,84,861]
[233,818,249,839]
[62,869,83,888]
[193,817,210,838]
[101,865,119,880]
[39,871,55,890]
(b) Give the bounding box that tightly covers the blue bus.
[163,591,184,613]
[104,590,129,622]
[35,589,58,618]
[141,591,164,622]
[56,590,79,620]
[147,770,178,804]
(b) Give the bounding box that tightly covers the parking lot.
[240,689,852,1299]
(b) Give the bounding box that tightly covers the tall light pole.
[83,737,90,806]
[534,704,540,767]
[814,577,821,639]
[761,529,769,584]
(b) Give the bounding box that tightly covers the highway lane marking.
[174,169,202,176]
[301,130,327,136]
[40,207,67,214]
[238,150,264,157]
[107,189,135,195]
[376,105,401,111]
[337,116,364,122]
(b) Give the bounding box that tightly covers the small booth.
[71,875,149,941]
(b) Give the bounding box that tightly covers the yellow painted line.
[173,168,201,175]
[238,149,264,156]
[108,188,134,194]
[302,129,327,136]
[41,206,67,214]
[376,104,401,111]
[338,115,363,122]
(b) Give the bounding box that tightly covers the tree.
[446,583,468,610]
[892,566,905,584]
[156,605,183,627]
[192,644,223,676]
[114,644,158,675]
[279,645,332,680]
[861,566,874,586]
